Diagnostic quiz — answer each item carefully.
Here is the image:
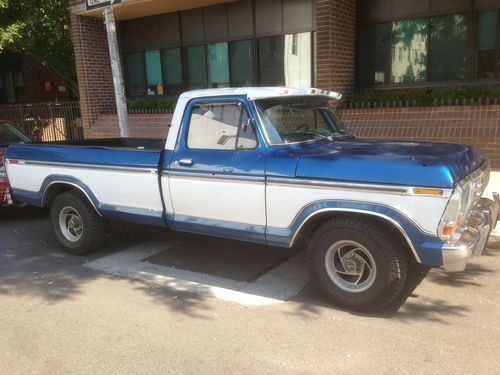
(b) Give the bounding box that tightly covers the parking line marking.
[84,238,310,306]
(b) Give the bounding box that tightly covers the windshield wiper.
[286,129,333,141]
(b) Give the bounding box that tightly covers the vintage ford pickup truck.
[5,87,499,311]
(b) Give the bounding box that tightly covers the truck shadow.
[1,207,497,321]
[0,207,163,298]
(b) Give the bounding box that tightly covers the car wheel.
[308,216,408,312]
[50,191,106,255]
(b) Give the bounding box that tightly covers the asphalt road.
[1,207,500,374]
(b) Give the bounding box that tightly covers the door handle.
[179,158,193,167]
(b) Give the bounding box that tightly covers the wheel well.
[293,211,417,262]
[42,183,97,213]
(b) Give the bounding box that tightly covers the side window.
[187,102,257,150]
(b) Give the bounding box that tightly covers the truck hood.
[293,139,485,188]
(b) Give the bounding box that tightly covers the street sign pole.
[103,6,129,138]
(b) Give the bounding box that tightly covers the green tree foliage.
[0,0,77,97]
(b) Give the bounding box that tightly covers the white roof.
[179,87,342,101]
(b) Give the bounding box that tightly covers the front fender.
[266,200,444,266]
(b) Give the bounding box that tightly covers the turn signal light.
[412,188,444,196]
[442,221,461,236]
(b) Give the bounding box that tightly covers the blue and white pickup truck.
[5,87,499,311]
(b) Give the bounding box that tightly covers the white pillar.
[103,6,129,138]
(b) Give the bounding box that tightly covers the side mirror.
[242,118,252,132]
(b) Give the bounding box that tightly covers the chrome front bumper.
[442,194,500,272]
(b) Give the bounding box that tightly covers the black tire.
[50,191,106,255]
[308,216,408,312]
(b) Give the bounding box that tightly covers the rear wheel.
[50,191,106,255]
[308,217,408,312]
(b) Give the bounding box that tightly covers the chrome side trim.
[41,181,102,217]
[286,207,422,263]
[165,170,265,183]
[267,177,452,197]
[7,159,158,175]
[164,171,451,196]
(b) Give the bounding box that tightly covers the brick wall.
[339,105,500,168]
[70,14,116,138]
[315,0,356,99]
[90,114,172,139]
[88,105,500,170]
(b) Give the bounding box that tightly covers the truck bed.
[5,138,166,226]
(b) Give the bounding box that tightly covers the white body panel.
[6,163,163,212]
[266,183,448,234]
[168,176,266,226]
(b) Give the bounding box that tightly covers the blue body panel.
[6,143,162,169]
[289,139,484,188]
[167,215,267,245]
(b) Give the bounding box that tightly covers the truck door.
[167,97,267,243]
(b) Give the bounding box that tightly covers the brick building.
[0,50,72,104]
[68,0,500,166]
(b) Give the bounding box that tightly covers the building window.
[429,14,468,81]
[145,50,163,95]
[187,45,207,89]
[126,52,145,96]
[476,9,499,79]
[161,48,183,95]
[357,14,470,86]
[356,1,500,87]
[258,35,285,86]
[358,23,392,85]
[391,18,427,83]
[258,32,312,87]
[229,40,254,87]
[207,42,229,88]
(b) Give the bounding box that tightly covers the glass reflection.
[391,18,427,83]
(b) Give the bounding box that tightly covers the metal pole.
[103,6,129,138]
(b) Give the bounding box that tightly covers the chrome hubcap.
[324,240,377,293]
[59,206,83,242]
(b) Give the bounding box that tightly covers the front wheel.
[50,191,106,255]
[308,217,408,312]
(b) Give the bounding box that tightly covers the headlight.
[438,184,473,241]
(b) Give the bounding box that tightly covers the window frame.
[185,100,259,151]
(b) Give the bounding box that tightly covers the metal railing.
[0,101,83,142]
[348,97,500,109]
[127,107,174,115]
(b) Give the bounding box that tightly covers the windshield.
[254,96,352,145]
[0,122,31,147]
